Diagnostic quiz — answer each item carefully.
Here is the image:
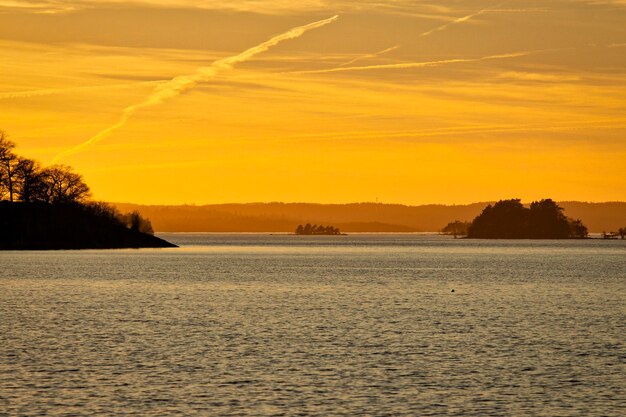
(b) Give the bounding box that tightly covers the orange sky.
[1,0,625,204]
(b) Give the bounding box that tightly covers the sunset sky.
[1,0,625,205]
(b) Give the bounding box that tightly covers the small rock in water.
[451,289,455,293]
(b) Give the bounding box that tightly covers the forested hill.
[113,201,626,233]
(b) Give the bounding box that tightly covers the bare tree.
[0,130,19,202]
[129,210,154,234]
[40,164,91,204]
[15,158,47,203]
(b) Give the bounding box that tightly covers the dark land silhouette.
[440,220,471,237]
[296,224,342,235]
[114,201,626,233]
[466,199,588,239]
[0,130,175,249]
[0,202,175,250]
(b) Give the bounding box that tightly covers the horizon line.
[110,200,626,207]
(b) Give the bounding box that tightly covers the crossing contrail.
[327,3,502,73]
[339,45,400,67]
[52,15,339,163]
[290,51,536,75]
[418,1,508,38]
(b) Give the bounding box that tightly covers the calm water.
[1,234,625,416]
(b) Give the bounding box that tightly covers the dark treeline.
[114,201,626,233]
[1,131,91,205]
[467,199,588,239]
[296,224,342,235]
[0,131,174,249]
[440,220,471,237]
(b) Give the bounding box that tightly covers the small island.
[449,198,589,239]
[0,131,176,249]
[440,220,471,238]
[602,229,626,239]
[295,223,344,235]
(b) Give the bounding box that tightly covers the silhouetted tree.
[15,158,46,203]
[568,219,588,238]
[467,198,589,239]
[86,202,154,235]
[295,223,341,235]
[0,131,20,202]
[0,129,161,244]
[441,220,471,237]
[85,201,120,222]
[468,199,528,238]
[127,210,154,234]
[40,164,91,204]
[529,199,570,238]
[618,227,625,239]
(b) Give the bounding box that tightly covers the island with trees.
[0,131,176,249]
[295,224,344,235]
[459,199,588,239]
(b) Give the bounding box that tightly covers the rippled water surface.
[1,234,625,416]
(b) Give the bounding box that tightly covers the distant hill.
[557,202,626,233]
[113,201,626,233]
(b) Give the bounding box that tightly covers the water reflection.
[1,235,624,415]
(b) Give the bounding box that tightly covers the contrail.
[52,15,339,163]
[290,51,536,75]
[327,3,501,73]
[339,45,400,67]
[418,1,508,38]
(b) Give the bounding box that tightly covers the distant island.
[0,130,176,249]
[603,229,626,240]
[440,220,471,238]
[461,199,588,239]
[113,201,626,233]
[295,224,343,235]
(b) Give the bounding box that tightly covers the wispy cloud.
[52,15,339,162]
[3,0,625,17]
[0,0,77,13]
[417,1,508,38]
[289,51,539,75]
[0,0,539,16]
[299,1,519,78]
[0,81,163,100]
[499,71,582,82]
[0,0,327,14]
[338,45,400,67]
[256,118,626,145]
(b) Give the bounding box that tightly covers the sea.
[1,233,625,416]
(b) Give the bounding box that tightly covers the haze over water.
[1,234,625,415]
